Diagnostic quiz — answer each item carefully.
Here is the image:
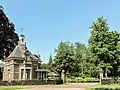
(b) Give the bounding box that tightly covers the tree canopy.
[52,42,75,75]
[89,17,120,76]
[0,6,18,60]
[52,41,89,77]
[50,17,120,78]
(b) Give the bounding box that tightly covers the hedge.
[101,78,119,85]
[66,77,99,83]
[0,79,63,86]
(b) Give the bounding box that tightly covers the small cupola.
[18,34,26,50]
[18,34,26,45]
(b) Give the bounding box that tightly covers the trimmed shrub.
[66,77,99,83]
[0,79,63,86]
[101,78,112,84]
[101,78,119,85]
[0,81,10,85]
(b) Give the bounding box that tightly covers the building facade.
[3,35,48,81]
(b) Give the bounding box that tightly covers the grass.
[87,88,120,90]
[87,84,120,90]
[0,87,25,90]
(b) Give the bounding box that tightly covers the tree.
[88,17,120,76]
[74,42,88,77]
[52,41,75,76]
[41,63,49,69]
[48,54,53,71]
[0,6,18,60]
[48,54,52,65]
[89,17,109,65]
[107,31,120,76]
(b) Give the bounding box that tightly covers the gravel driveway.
[27,83,98,90]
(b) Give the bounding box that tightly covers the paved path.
[26,83,98,90]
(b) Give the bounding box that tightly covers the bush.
[66,77,99,83]
[0,79,63,86]
[0,81,10,85]
[101,78,119,85]
[101,78,112,84]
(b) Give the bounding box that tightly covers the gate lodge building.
[3,34,48,81]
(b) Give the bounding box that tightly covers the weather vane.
[21,28,23,35]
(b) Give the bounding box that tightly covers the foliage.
[104,63,113,77]
[89,17,110,66]
[0,6,18,60]
[48,54,53,65]
[66,77,99,83]
[74,42,91,77]
[41,63,49,69]
[0,80,63,85]
[41,54,53,71]
[52,41,89,77]
[48,54,53,71]
[101,77,120,85]
[50,16,120,79]
[88,17,120,77]
[52,41,75,76]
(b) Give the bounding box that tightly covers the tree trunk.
[105,72,107,78]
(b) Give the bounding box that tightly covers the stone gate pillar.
[61,70,65,84]
[100,72,103,84]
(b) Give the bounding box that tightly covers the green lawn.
[0,87,25,90]
[87,84,120,90]
[87,88,120,90]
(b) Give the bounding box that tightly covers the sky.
[0,0,120,63]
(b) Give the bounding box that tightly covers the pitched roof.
[29,52,39,60]
[7,45,39,60]
[7,34,40,60]
[7,46,23,58]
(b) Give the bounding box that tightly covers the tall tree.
[0,6,18,60]
[107,31,120,76]
[48,54,52,65]
[52,41,75,76]
[74,42,88,77]
[48,54,53,71]
[89,17,109,65]
[88,17,120,76]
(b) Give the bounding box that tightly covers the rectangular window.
[26,69,30,80]
[21,69,24,79]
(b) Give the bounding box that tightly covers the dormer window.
[24,50,30,56]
